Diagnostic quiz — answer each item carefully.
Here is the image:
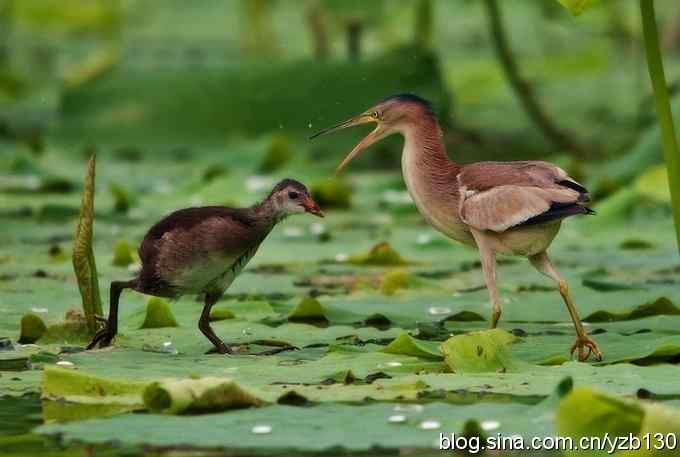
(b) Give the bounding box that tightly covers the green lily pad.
[440,329,518,373]
[139,298,179,329]
[143,377,264,414]
[286,296,327,322]
[558,387,680,457]
[18,313,47,344]
[348,242,409,266]
[380,332,442,360]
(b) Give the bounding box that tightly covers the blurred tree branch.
[414,0,433,50]
[483,0,585,155]
[241,0,277,57]
[306,0,329,60]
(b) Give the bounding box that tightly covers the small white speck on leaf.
[419,419,441,430]
[427,306,451,316]
[388,414,407,423]
[251,424,272,434]
[481,420,500,431]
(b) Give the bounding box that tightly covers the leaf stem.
[640,0,680,252]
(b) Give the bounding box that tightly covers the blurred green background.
[1,0,679,173]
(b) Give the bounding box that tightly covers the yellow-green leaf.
[143,377,264,415]
[72,154,102,333]
[440,329,517,373]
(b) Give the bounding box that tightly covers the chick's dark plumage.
[87,179,322,354]
[136,206,264,299]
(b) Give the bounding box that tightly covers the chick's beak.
[310,113,383,174]
[302,197,324,217]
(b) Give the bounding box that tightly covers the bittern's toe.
[570,336,603,362]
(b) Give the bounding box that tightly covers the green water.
[0,395,138,457]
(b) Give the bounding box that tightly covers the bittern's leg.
[87,280,133,349]
[199,292,231,354]
[529,252,602,362]
[471,230,501,328]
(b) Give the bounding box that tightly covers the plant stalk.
[640,0,680,252]
[483,0,584,155]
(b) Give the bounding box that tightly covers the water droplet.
[427,306,451,316]
[481,420,500,431]
[307,122,313,128]
[555,321,590,327]
[30,307,48,314]
[161,341,179,355]
[242,328,253,336]
[416,234,432,245]
[142,342,178,355]
[251,424,272,434]
[393,404,425,414]
[388,414,407,423]
[377,361,402,369]
[56,360,75,369]
[310,222,326,235]
[451,292,462,298]
[419,419,441,430]
[335,253,348,262]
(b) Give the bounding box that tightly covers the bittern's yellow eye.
[371,111,380,119]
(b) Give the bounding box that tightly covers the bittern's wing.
[458,161,592,233]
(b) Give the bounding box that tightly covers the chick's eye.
[288,191,299,199]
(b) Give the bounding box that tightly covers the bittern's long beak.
[309,114,383,174]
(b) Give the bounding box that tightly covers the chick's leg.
[199,292,231,354]
[87,280,133,349]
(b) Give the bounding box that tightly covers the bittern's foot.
[490,305,501,329]
[570,335,603,362]
[205,342,233,355]
[86,318,116,350]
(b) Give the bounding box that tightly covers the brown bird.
[311,94,601,362]
[87,179,324,354]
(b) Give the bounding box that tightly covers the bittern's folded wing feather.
[460,185,581,232]
[458,161,590,233]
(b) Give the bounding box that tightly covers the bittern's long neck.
[400,117,471,242]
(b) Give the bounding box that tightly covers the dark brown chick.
[87,179,323,354]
